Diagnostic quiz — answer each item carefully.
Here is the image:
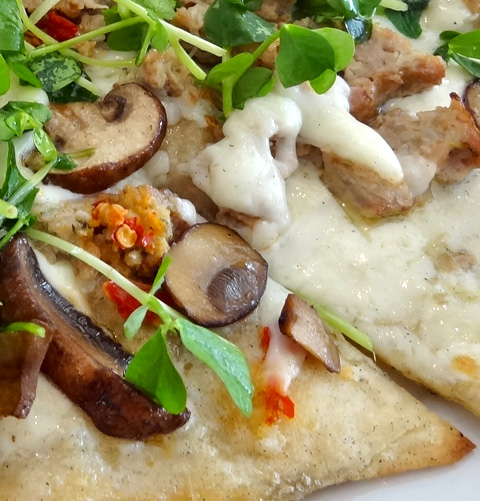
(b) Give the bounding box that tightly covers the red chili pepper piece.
[264,388,295,425]
[37,12,78,42]
[259,326,271,360]
[103,280,177,324]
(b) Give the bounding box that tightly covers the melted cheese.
[187,93,302,249]
[187,78,404,249]
[264,162,480,385]
[277,78,404,183]
[256,280,306,394]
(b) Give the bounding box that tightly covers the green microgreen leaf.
[451,53,480,78]
[151,22,169,52]
[8,60,42,88]
[124,256,171,339]
[315,27,355,71]
[28,53,82,93]
[309,68,336,93]
[276,24,335,88]
[133,0,177,21]
[309,299,374,352]
[205,52,254,89]
[177,317,253,417]
[344,17,372,43]
[125,326,187,414]
[52,154,77,171]
[0,0,24,53]
[448,29,480,59]
[124,305,150,339]
[232,66,274,109]
[435,29,480,79]
[0,56,10,96]
[33,127,57,162]
[385,0,429,39]
[107,22,149,51]
[204,0,275,47]
[0,199,17,219]
[0,101,51,141]
[0,321,45,337]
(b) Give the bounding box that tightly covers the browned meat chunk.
[464,0,480,14]
[373,95,480,185]
[23,0,106,18]
[321,151,414,218]
[344,25,446,123]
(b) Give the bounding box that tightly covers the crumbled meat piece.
[344,25,446,123]
[23,0,107,18]
[173,2,209,35]
[256,0,295,22]
[434,249,477,273]
[464,0,480,13]
[35,186,192,280]
[321,151,414,218]
[372,95,480,186]
[139,48,202,98]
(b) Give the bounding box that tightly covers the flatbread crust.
[0,287,473,500]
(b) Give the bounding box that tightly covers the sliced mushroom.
[44,83,167,194]
[278,294,341,373]
[164,223,268,326]
[0,236,189,439]
[0,325,51,418]
[464,80,480,130]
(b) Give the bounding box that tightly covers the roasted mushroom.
[44,83,167,194]
[464,80,480,130]
[0,236,189,439]
[279,294,341,373]
[164,223,268,327]
[0,326,51,419]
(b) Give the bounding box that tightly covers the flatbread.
[0,280,473,500]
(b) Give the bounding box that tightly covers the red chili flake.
[264,388,295,425]
[124,216,145,245]
[259,326,271,360]
[140,231,154,249]
[37,12,78,42]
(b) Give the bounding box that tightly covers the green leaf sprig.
[202,0,361,116]
[25,228,254,417]
[0,101,61,247]
[385,0,429,39]
[435,29,480,78]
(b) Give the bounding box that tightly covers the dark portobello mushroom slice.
[44,83,167,194]
[0,235,189,439]
[164,223,268,327]
[279,294,341,373]
[464,80,480,130]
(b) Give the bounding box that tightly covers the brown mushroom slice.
[0,236,189,439]
[279,294,341,373]
[0,328,51,418]
[464,79,480,130]
[165,223,268,327]
[44,83,167,194]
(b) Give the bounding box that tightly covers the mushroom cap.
[165,223,268,327]
[45,83,167,194]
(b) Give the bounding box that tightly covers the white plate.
[307,371,480,500]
